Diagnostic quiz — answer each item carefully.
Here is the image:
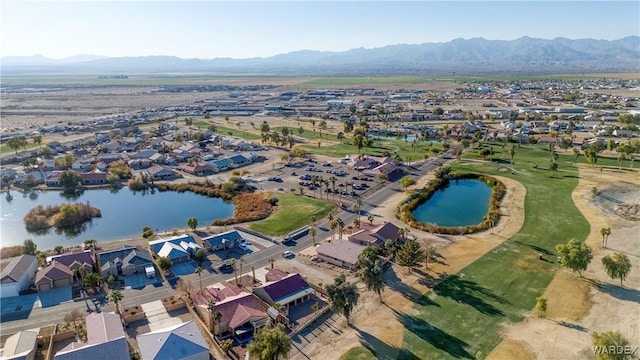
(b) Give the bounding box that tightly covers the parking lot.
[257,156,379,201]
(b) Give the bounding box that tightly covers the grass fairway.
[0,142,40,155]
[340,347,377,360]
[249,193,337,235]
[302,138,444,161]
[400,144,590,359]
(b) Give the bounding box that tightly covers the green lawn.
[249,193,337,235]
[400,144,591,359]
[192,119,262,140]
[302,138,444,161]
[340,347,377,360]
[0,142,40,155]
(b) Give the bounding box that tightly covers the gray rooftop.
[1,328,39,359]
[1,255,36,284]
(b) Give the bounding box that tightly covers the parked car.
[282,250,294,258]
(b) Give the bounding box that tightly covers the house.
[348,222,401,247]
[1,328,39,360]
[54,312,129,360]
[229,154,252,167]
[96,153,124,165]
[132,149,157,160]
[80,171,108,185]
[35,261,74,291]
[44,171,63,186]
[149,235,202,262]
[252,270,314,314]
[179,162,215,176]
[71,158,93,171]
[128,158,151,170]
[46,250,94,273]
[202,230,242,252]
[136,321,208,360]
[148,153,165,164]
[1,255,37,298]
[209,158,232,172]
[98,246,154,279]
[193,283,268,339]
[145,165,174,180]
[316,241,367,270]
[362,162,402,178]
[613,129,633,137]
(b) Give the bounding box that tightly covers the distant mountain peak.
[2,36,638,75]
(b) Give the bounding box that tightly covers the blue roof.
[202,230,243,247]
[229,154,248,163]
[137,321,208,360]
[211,158,232,168]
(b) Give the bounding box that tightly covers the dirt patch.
[542,271,592,321]
[490,166,640,360]
[488,340,536,360]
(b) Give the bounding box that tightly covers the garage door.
[53,278,71,288]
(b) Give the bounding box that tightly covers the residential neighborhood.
[1,75,639,360]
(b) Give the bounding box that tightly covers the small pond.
[1,188,235,250]
[411,179,492,227]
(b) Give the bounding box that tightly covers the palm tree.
[231,259,238,285]
[212,310,222,337]
[268,258,275,269]
[330,176,337,199]
[367,214,375,225]
[195,266,203,293]
[309,226,317,245]
[600,227,611,248]
[352,217,360,230]
[207,299,216,332]
[84,271,100,288]
[337,218,345,240]
[354,198,362,223]
[488,213,499,234]
[252,266,256,282]
[72,267,86,286]
[110,290,123,315]
[330,219,338,242]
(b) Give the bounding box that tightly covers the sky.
[1,1,638,59]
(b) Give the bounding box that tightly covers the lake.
[0,188,235,250]
[411,179,492,227]
[371,134,419,142]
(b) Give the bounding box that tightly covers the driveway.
[125,273,162,290]
[1,286,72,323]
[170,262,196,277]
[141,300,182,332]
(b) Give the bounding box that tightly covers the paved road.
[0,151,454,336]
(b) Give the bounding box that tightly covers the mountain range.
[2,36,639,75]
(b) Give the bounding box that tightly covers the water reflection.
[60,189,85,200]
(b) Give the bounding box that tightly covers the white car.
[282,250,294,258]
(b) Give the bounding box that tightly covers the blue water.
[371,134,418,142]
[411,179,492,227]
[0,188,235,249]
